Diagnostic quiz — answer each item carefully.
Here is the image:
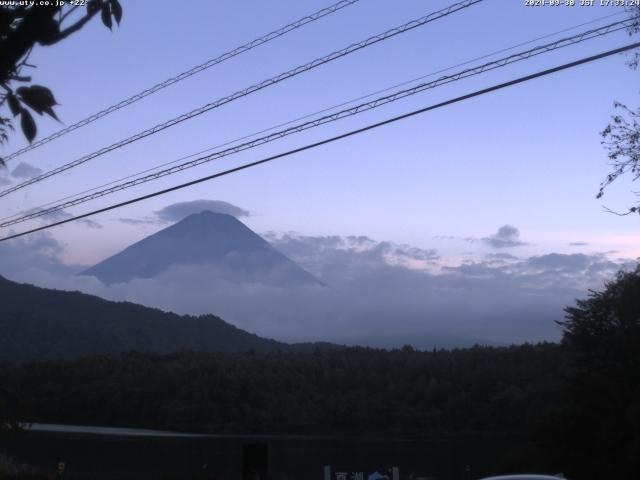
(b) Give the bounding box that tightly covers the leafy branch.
[0,0,123,164]
[598,6,640,215]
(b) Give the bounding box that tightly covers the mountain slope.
[0,275,303,361]
[82,211,322,286]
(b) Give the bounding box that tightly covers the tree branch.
[602,205,637,216]
[59,5,80,24]
[50,8,100,44]
[0,6,60,83]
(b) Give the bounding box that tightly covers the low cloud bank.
[0,231,632,349]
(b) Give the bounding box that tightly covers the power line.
[0,10,625,225]
[2,41,638,243]
[0,0,361,163]
[0,0,484,199]
[2,18,633,229]
[4,18,632,227]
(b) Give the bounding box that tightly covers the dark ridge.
[0,276,337,362]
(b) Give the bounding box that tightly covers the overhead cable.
[0,0,484,198]
[0,0,361,163]
[2,41,638,242]
[2,18,632,229]
[0,9,625,225]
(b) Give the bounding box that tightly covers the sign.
[324,466,399,480]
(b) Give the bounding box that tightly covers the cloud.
[46,210,73,222]
[433,235,457,241]
[483,252,520,265]
[24,207,73,223]
[11,162,43,179]
[0,232,81,281]
[20,208,100,229]
[482,225,527,249]
[6,230,635,349]
[78,218,102,229]
[569,242,589,247]
[155,200,250,223]
[118,217,158,226]
[524,253,620,277]
[264,234,440,278]
[0,173,11,186]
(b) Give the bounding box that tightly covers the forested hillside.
[2,269,638,479]
[1,344,564,435]
[0,276,294,360]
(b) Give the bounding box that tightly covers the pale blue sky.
[1,0,639,265]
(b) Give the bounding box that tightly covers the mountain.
[82,210,322,286]
[0,276,334,362]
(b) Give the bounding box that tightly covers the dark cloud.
[527,253,592,272]
[155,200,250,223]
[387,243,440,263]
[482,225,527,249]
[525,253,619,278]
[45,210,73,222]
[11,162,43,179]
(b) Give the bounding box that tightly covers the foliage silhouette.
[558,265,640,480]
[0,0,123,158]
[598,6,640,214]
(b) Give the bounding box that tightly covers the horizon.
[1,2,639,478]
[0,0,639,348]
[2,201,634,348]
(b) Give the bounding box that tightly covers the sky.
[0,0,639,347]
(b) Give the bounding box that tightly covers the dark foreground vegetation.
[1,344,563,436]
[1,267,639,479]
[2,344,565,479]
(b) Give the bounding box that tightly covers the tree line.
[1,269,638,480]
